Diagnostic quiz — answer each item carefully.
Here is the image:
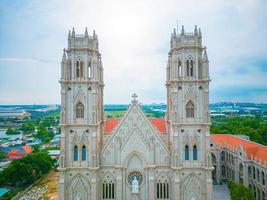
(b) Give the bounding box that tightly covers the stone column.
[174,174,180,200]
[91,176,97,200]
[116,168,123,200]
[148,168,155,200]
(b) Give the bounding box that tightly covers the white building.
[59,26,213,200]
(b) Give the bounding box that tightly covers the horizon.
[1,0,267,104]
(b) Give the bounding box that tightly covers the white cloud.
[1,0,267,103]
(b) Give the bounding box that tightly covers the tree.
[228,182,255,200]
[6,127,18,135]
[0,149,56,188]
[0,150,7,161]
[35,125,55,143]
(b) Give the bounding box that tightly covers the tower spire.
[85,27,88,37]
[181,25,185,35]
[72,27,75,37]
[194,25,198,35]
[199,28,202,37]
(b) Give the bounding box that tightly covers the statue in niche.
[132,176,139,193]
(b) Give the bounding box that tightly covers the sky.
[0,0,267,104]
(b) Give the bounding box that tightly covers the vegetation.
[228,181,255,200]
[211,116,267,145]
[5,127,20,135]
[0,149,56,188]
[20,119,35,134]
[33,125,55,143]
[0,150,7,161]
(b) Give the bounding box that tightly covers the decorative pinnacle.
[194,25,198,35]
[199,28,202,37]
[72,27,75,37]
[131,93,138,104]
[85,27,88,37]
[68,30,71,39]
[181,25,185,35]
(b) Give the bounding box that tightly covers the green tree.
[228,182,255,200]
[0,149,56,188]
[5,127,18,135]
[0,150,7,161]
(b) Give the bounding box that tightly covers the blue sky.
[0,0,267,104]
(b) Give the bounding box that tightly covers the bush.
[228,181,255,200]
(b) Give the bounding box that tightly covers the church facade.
[59,26,213,200]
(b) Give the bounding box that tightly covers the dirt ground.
[39,170,59,200]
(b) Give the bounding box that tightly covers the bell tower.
[59,27,104,200]
[166,25,213,200]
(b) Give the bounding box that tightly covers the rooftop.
[211,134,267,164]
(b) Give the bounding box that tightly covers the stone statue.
[131,176,139,193]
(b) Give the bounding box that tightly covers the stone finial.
[194,25,198,35]
[181,25,185,35]
[72,27,75,37]
[173,28,176,37]
[85,27,88,38]
[199,28,202,37]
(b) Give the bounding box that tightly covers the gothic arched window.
[88,61,91,78]
[156,176,169,200]
[73,145,78,161]
[76,61,80,78]
[186,101,194,118]
[82,145,86,161]
[193,145,197,160]
[186,58,193,77]
[178,60,182,77]
[185,145,189,160]
[102,176,115,199]
[76,102,84,118]
[76,60,84,78]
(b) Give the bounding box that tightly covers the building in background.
[211,134,267,200]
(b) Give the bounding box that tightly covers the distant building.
[7,145,32,160]
[211,134,267,200]
[0,110,30,119]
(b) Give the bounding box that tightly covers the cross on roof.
[131,93,138,104]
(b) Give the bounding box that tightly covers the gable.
[101,103,170,166]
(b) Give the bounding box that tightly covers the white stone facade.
[59,26,213,200]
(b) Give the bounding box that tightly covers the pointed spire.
[199,28,202,37]
[72,27,75,37]
[181,25,185,35]
[68,30,71,39]
[194,25,198,35]
[85,27,88,38]
[93,30,96,38]
[173,28,176,36]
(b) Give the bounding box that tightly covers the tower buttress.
[59,28,104,200]
[166,25,212,199]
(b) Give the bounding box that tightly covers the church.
[58,25,213,200]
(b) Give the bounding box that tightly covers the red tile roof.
[7,145,32,160]
[211,134,267,163]
[22,145,33,154]
[104,118,166,134]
